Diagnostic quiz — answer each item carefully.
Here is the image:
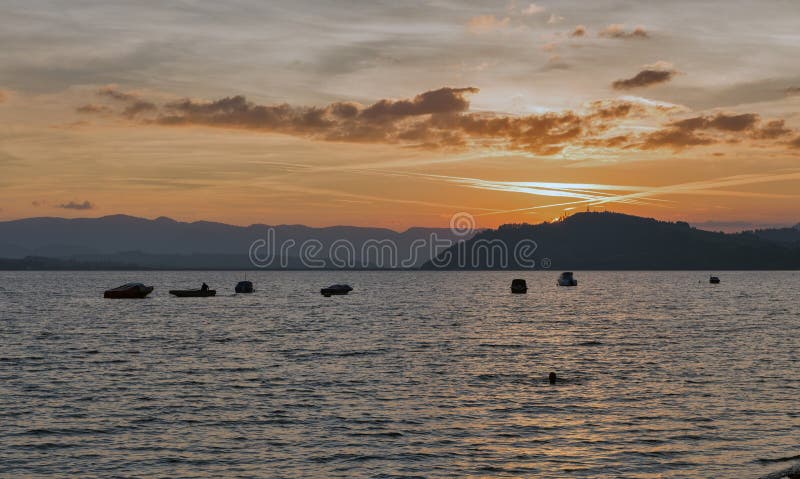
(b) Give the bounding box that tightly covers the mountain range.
[422,212,800,270]
[0,212,798,270]
[0,215,466,269]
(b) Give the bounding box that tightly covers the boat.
[104,282,154,299]
[511,279,527,294]
[557,272,578,286]
[321,284,352,297]
[235,280,254,293]
[169,286,216,297]
[710,276,720,284]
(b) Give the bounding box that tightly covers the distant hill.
[0,215,467,269]
[422,212,800,270]
[749,224,800,244]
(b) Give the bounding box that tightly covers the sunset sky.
[1,0,799,230]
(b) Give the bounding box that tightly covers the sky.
[1,0,799,230]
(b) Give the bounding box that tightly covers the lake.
[1,271,798,478]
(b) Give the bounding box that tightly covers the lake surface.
[1,271,798,478]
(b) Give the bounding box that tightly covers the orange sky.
[1,1,799,230]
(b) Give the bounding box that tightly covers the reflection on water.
[1,271,798,478]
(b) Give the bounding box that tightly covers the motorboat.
[511,279,527,294]
[321,284,353,297]
[235,280,254,293]
[170,284,216,297]
[104,282,154,299]
[709,276,720,284]
[557,272,578,287]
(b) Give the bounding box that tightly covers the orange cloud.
[570,25,586,38]
[599,24,649,39]
[88,86,797,156]
[76,104,112,114]
[466,15,510,34]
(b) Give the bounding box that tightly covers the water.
[1,271,798,478]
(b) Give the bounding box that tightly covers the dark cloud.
[76,103,111,114]
[599,24,649,39]
[635,112,794,150]
[785,87,800,97]
[790,136,800,149]
[98,85,138,102]
[752,119,792,139]
[637,128,713,150]
[93,86,157,118]
[58,200,94,210]
[612,69,675,90]
[360,87,478,120]
[122,100,157,118]
[671,112,758,132]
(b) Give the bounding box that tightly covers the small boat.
[511,279,527,294]
[169,287,216,297]
[235,280,254,294]
[557,272,578,287]
[321,284,352,297]
[709,276,720,284]
[104,282,154,299]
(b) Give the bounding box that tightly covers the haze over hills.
[0,215,466,269]
[423,212,800,270]
[0,212,798,270]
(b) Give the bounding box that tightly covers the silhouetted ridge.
[422,212,800,270]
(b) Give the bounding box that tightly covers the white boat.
[557,272,577,286]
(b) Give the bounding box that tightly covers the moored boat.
[557,272,578,287]
[321,284,352,297]
[104,283,154,299]
[511,279,528,294]
[169,289,216,297]
[235,280,254,293]
[709,276,720,284]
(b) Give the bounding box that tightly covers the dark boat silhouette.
[557,272,578,286]
[709,276,720,284]
[321,284,352,297]
[170,284,216,297]
[235,280,254,293]
[104,283,154,299]
[511,279,527,294]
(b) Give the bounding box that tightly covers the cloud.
[570,25,586,38]
[122,100,157,118]
[636,112,793,150]
[76,103,112,114]
[0,89,8,103]
[521,3,545,15]
[103,86,797,155]
[785,87,800,97]
[58,200,94,210]
[93,85,157,118]
[97,85,138,102]
[612,69,677,90]
[547,13,564,24]
[466,15,510,34]
[129,87,651,155]
[599,24,649,39]
[751,119,791,139]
